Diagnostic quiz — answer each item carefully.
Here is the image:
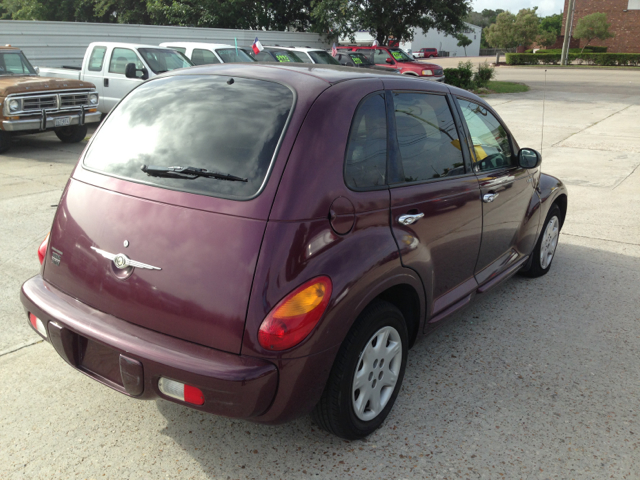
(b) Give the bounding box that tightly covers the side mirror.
[125,63,149,80]
[34,66,40,74]
[385,58,394,64]
[518,148,542,169]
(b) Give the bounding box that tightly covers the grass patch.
[476,81,530,94]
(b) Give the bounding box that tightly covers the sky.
[472,0,565,17]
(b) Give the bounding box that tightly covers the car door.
[456,97,539,285]
[82,45,106,105]
[388,91,483,323]
[102,47,146,111]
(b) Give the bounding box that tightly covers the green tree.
[311,0,471,46]
[456,33,472,55]
[485,8,539,49]
[539,12,562,35]
[537,29,557,48]
[573,12,614,53]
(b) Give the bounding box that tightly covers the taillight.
[29,313,47,338]
[37,233,50,265]
[258,276,332,351]
[158,377,204,405]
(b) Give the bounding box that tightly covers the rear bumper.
[20,275,278,419]
[3,110,101,132]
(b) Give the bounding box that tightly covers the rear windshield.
[349,53,374,65]
[266,49,304,63]
[83,75,294,199]
[308,51,340,65]
[215,48,255,63]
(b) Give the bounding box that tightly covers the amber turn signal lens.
[38,233,50,265]
[258,276,332,351]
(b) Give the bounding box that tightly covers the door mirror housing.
[518,148,542,169]
[385,58,394,64]
[124,63,149,80]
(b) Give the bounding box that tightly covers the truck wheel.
[55,125,88,144]
[312,300,408,439]
[0,130,11,153]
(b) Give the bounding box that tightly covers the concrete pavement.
[1,68,639,479]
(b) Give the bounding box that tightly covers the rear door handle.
[104,78,109,87]
[483,193,499,203]
[398,213,424,225]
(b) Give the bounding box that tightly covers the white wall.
[0,20,330,67]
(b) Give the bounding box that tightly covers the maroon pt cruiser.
[21,64,567,439]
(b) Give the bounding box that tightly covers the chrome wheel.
[352,326,403,422]
[540,215,560,270]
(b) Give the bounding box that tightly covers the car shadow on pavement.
[151,239,640,478]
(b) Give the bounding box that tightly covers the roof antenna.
[540,69,547,154]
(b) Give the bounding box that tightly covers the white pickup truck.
[38,42,193,114]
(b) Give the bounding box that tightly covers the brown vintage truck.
[0,45,101,153]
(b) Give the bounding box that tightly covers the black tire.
[520,204,562,278]
[0,130,11,153]
[312,300,409,439]
[55,124,88,143]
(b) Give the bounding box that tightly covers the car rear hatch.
[42,73,296,354]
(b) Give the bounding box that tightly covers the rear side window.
[88,46,107,72]
[191,48,220,65]
[344,93,387,190]
[83,76,294,199]
[109,48,143,75]
[373,49,392,64]
[393,93,465,182]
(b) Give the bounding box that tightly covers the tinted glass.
[88,46,107,72]
[296,52,313,63]
[267,49,304,63]
[215,48,255,63]
[167,46,187,54]
[191,48,219,65]
[308,51,340,65]
[109,48,143,75]
[344,93,387,189]
[349,53,373,66]
[458,99,513,172]
[0,52,36,75]
[138,48,193,73]
[254,51,276,62]
[394,93,465,182]
[83,76,293,199]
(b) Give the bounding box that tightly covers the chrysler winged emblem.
[91,246,161,271]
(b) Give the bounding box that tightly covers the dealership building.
[563,0,640,52]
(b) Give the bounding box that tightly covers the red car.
[414,48,439,59]
[337,45,444,81]
[21,64,566,440]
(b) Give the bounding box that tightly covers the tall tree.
[311,0,471,46]
[485,8,539,49]
[456,33,471,55]
[574,12,614,53]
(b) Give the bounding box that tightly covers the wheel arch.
[553,193,568,228]
[402,71,419,76]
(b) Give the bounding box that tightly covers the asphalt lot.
[1,66,639,479]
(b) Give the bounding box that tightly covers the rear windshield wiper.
[141,165,248,182]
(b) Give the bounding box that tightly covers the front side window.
[83,76,294,199]
[0,52,36,75]
[388,48,414,62]
[344,93,387,190]
[191,48,219,65]
[138,48,193,73]
[109,48,144,75]
[215,48,255,63]
[308,51,340,65]
[394,93,465,182]
[373,49,393,64]
[88,46,107,72]
[458,98,513,172]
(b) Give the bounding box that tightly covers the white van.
[160,42,255,65]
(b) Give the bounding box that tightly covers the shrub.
[473,61,495,88]
[444,60,475,89]
[506,52,640,66]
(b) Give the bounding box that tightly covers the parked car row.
[0,40,444,153]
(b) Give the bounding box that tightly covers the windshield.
[83,75,293,199]
[137,48,193,73]
[389,48,414,62]
[215,48,255,63]
[308,51,340,65]
[0,51,37,76]
[267,49,304,63]
[349,53,374,66]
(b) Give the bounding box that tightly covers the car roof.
[269,46,325,53]
[160,42,235,49]
[0,45,20,51]
[88,42,175,50]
